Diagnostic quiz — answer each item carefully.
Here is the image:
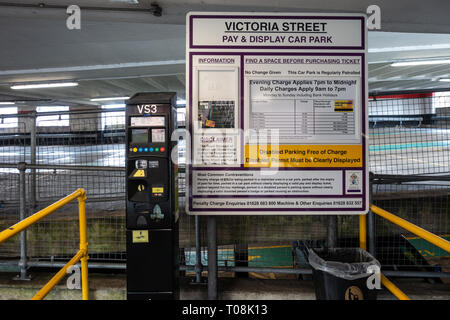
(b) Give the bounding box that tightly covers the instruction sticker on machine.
[132,230,149,243]
[186,12,369,215]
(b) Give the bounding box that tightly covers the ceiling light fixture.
[0,102,15,105]
[11,82,79,90]
[391,59,450,67]
[369,44,450,53]
[90,97,130,102]
[101,104,126,109]
[439,78,450,82]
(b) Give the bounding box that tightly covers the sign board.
[186,12,368,215]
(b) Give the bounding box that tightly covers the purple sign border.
[189,14,365,50]
[187,49,367,214]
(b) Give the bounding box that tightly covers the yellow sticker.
[133,169,146,178]
[132,230,149,243]
[334,100,354,112]
[137,184,145,192]
[205,119,216,127]
[152,187,164,193]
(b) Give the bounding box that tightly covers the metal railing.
[360,204,450,300]
[0,188,89,300]
[0,94,449,279]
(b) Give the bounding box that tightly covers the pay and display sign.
[186,12,368,215]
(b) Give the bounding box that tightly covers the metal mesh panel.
[373,183,450,269]
[35,169,125,202]
[0,172,20,258]
[0,170,20,206]
[368,93,450,271]
[0,109,128,264]
[27,202,81,259]
[36,112,125,167]
[195,93,450,271]
[0,97,448,273]
[25,201,126,262]
[369,95,450,175]
[0,115,29,258]
[0,116,27,164]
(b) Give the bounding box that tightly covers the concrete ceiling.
[0,0,449,108]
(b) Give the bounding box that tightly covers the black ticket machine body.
[125,92,179,300]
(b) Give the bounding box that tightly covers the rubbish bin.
[307,247,380,300]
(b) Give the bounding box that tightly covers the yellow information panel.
[245,145,362,167]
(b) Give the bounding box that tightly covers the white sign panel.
[190,16,363,48]
[186,12,368,215]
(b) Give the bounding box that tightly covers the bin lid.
[308,248,381,280]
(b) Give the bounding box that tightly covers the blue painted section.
[370,140,450,151]
[185,249,235,267]
[370,129,450,136]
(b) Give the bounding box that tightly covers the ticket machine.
[125,92,179,300]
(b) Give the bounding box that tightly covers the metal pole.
[1,261,448,279]
[327,215,338,248]
[30,111,37,210]
[15,162,30,280]
[368,172,376,256]
[194,215,203,283]
[77,191,89,300]
[235,243,248,278]
[207,216,217,300]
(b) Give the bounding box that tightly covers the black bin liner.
[307,247,380,300]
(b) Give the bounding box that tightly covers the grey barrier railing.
[0,99,449,288]
[1,162,449,282]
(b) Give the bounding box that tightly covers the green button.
[155,148,159,152]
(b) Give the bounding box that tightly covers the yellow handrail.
[380,274,410,301]
[370,205,450,253]
[359,215,367,250]
[0,188,89,300]
[367,204,450,300]
[32,248,86,300]
[359,211,410,300]
[361,205,450,300]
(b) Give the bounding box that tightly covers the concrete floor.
[183,276,450,300]
[0,272,448,300]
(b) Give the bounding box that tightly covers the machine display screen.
[131,129,148,143]
[130,116,165,127]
